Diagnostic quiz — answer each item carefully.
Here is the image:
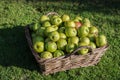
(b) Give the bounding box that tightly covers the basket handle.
[65,46,94,58]
[46,12,59,16]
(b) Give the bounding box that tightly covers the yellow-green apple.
[77,26,89,37]
[82,18,91,27]
[61,14,70,22]
[89,42,96,49]
[65,21,76,27]
[32,36,44,44]
[65,27,77,37]
[49,31,60,42]
[36,27,45,37]
[75,22,82,29]
[79,37,90,45]
[68,36,79,45]
[66,43,76,53]
[41,51,53,59]
[45,41,57,52]
[42,21,51,27]
[58,27,65,33]
[78,42,88,55]
[57,39,67,50]
[89,26,98,36]
[96,34,107,47]
[33,42,44,53]
[59,33,66,39]
[30,23,40,31]
[51,17,62,25]
[40,15,49,23]
[53,50,64,57]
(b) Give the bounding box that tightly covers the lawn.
[0,0,120,80]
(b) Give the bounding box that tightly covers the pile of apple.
[30,14,107,59]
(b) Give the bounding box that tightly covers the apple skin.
[33,42,44,53]
[75,22,82,29]
[82,18,91,27]
[30,23,40,32]
[45,41,57,52]
[62,14,70,22]
[59,33,66,39]
[58,27,65,33]
[65,21,76,28]
[53,50,64,57]
[77,26,89,37]
[66,43,76,53]
[36,27,45,37]
[89,42,96,49]
[41,51,53,59]
[96,34,107,47]
[89,26,98,36]
[51,17,62,25]
[42,21,51,27]
[40,15,50,23]
[68,36,79,45]
[49,31,60,42]
[79,37,90,45]
[65,27,77,37]
[32,36,44,44]
[77,42,88,55]
[57,39,67,50]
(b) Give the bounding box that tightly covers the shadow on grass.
[0,26,40,72]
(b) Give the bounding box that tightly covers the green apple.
[58,27,65,33]
[32,36,44,44]
[30,23,40,32]
[33,42,44,53]
[49,31,60,42]
[77,26,89,37]
[51,17,62,25]
[89,42,96,49]
[65,27,77,37]
[45,41,57,52]
[61,14,70,22]
[75,22,82,29]
[41,51,53,59]
[59,33,66,39]
[36,27,45,37]
[89,26,98,36]
[74,16,82,22]
[96,34,107,47]
[82,18,91,27]
[66,43,76,53]
[31,32,36,39]
[78,42,88,55]
[45,38,51,43]
[88,34,96,42]
[42,21,51,27]
[68,36,79,45]
[40,15,49,23]
[57,39,67,50]
[53,50,64,57]
[65,21,76,27]
[79,37,90,45]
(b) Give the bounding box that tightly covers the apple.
[36,27,45,37]
[45,41,57,52]
[33,42,44,53]
[96,34,107,47]
[30,23,40,31]
[68,36,79,45]
[53,50,64,57]
[58,27,65,33]
[61,14,70,22]
[41,51,53,59]
[75,22,82,29]
[42,21,51,27]
[59,33,66,39]
[65,21,76,27]
[79,37,90,45]
[89,26,98,36]
[78,42,89,55]
[66,43,76,53]
[49,31,60,42]
[51,17,62,25]
[89,42,96,49]
[40,15,49,23]
[82,18,91,27]
[75,16,82,21]
[57,39,67,50]
[77,26,89,37]
[32,36,44,44]
[65,27,77,37]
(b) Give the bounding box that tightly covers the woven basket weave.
[25,26,108,75]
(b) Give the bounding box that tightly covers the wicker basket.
[25,12,109,75]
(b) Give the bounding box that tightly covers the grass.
[0,0,120,80]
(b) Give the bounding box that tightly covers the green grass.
[0,0,120,80]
